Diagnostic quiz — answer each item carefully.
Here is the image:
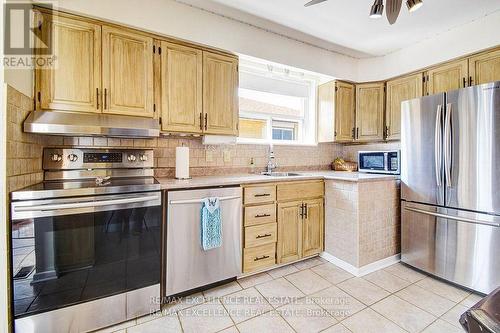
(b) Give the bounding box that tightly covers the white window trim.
[237,55,327,146]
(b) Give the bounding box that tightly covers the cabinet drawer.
[244,185,276,205]
[243,243,276,273]
[244,204,276,226]
[245,223,277,248]
[277,181,324,201]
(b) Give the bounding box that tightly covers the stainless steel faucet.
[266,145,277,174]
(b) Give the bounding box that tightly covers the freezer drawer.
[165,187,242,296]
[401,201,500,294]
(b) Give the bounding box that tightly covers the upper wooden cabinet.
[202,52,239,136]
[426,59,468,95]
[468,48,500,86]
[317,80,355,143]
[160,42,203,133]
[102,26,154,117]
[355,82,385,142]
[37,14,101,113]
[385,73,423,141]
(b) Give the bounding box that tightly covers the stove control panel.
[84,152,122,163]
[43,148,155,170]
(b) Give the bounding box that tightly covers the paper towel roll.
[175,147,190,179]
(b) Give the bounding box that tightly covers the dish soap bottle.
[250,157,256,174]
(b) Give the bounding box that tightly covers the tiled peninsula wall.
[324,179,401,268]
[5,86,344,191]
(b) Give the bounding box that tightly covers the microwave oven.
[358,150,400,174]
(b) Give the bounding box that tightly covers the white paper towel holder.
[175,144,192,180]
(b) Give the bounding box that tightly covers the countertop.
[157,171,398,190]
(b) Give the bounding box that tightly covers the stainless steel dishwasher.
[165,186,242,296]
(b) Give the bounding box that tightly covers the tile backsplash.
[6,85,401,191]
[6,86,344,189]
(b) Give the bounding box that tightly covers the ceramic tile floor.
[95,258,482,333]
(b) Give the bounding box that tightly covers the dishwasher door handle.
[169,195,241,205]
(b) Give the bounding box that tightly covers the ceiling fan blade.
[304,0,328,7]
[386,0,402,24]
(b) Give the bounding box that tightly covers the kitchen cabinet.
[425,59,468,95]
[160,42,202,133]
[468,48,500,86]
[302,198,324,257]
[277,201,303,263]
[242,184,278,273]
[102,26,154,117]
[385,73,423,140]
[276,181,324,264]
[317,80,355,143]
[203,52,239,136]
[36,14,101,113]
[355,82,385,142]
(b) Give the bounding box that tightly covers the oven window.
[11,205,161,318]
[361,154,385,169]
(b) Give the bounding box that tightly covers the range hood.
[24,111,160,138]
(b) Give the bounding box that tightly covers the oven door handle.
[14,195,160,212]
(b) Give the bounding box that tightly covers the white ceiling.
[177,0,500,58]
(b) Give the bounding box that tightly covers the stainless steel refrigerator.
[401,81,500,295]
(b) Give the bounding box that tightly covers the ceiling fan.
[304,0,423,25]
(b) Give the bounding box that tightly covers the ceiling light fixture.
[370,0,384,19]
[406,0,423,12]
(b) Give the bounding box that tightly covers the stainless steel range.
[10,148,162,333]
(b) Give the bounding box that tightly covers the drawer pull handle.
[255,214,271,218]
[256,233,272,239]
[254,255,270,261]
[254,193,271,197]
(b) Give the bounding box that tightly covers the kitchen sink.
[261,172,302,177]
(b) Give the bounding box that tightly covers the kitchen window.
[238,56,328,145]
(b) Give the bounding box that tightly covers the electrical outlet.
[205,150,213,162]
[223,149,231,162]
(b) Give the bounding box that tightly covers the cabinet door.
[426,59,468,94]
[102,26,154,117]
[161,42,202,133]
[37,14,101,113]
[355,83,384,142]
[277,201,302,264]
[385,73,423,140]
[335,81,356,142]
[469,49,500,86]
[302,198,324,257]
[203,52,239,135]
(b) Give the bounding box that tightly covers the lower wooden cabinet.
[277,198,324,263]
[302,198,324,257]
[242,181,324,273]
[277,201,302,264]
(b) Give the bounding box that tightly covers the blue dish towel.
[200,197,222,250]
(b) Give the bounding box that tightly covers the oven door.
[358,152,387,173]
[10,192,161,319]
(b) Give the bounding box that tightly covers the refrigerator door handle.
[404,206,500,228]
[444,103,453,187]
[434,104,443,187]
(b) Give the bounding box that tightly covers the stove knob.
[127,154,137,162]
[68,154,78,162]
[139,154,148,162]
[50,154,62,162]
